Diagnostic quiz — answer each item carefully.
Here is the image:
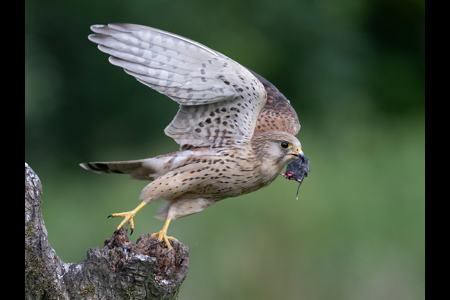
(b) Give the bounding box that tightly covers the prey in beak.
[281,154,310,200]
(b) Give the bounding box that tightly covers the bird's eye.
[280,142,291,149]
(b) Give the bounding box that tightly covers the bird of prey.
[81,23,305,249]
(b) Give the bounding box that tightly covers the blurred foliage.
[25,0,424,299]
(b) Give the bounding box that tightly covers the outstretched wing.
[89,23,266,148]
[249,70,300,136]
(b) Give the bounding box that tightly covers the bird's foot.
[108,201,147,235]
[151,218,177,250]
[151,230,178,250]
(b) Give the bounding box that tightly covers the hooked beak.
[289,148,304,159]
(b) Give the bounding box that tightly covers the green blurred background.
[25,0,425,299]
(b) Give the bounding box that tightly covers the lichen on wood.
[25,162,189,299]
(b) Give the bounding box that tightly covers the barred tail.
[79,159,158,180]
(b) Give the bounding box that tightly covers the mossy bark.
[25,163,189,300]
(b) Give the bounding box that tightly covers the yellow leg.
[151,218,178,250]
[108,201,147,235]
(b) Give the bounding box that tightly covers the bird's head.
[251,131,303,169]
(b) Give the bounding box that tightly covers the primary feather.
[89,23,267,149]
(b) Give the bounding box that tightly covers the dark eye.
[280,142,290,149]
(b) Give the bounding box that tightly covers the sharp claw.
[108,202,147,235]
[107,214,113,218]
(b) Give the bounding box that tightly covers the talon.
[150,218,177,250]
[107,214,113,218]
[151,231,177,249]
[108,201,147,232]
[129,217,135,235]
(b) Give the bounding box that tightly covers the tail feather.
[80,159,141,173]
[80,151,182,180]
[80,159,157,180]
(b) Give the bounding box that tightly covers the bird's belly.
[190,176,266,199]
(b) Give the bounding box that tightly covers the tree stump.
[25,162,189,299]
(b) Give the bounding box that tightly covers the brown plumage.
[250,70,301,136]
[81,23,305,249]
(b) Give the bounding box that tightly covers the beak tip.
[295,150,304,159]
[289,149,305,159]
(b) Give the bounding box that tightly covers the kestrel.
[81,23,305,249]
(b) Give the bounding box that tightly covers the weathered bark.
[25,162,189,300]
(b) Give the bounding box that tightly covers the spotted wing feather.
[89,23,266,148]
